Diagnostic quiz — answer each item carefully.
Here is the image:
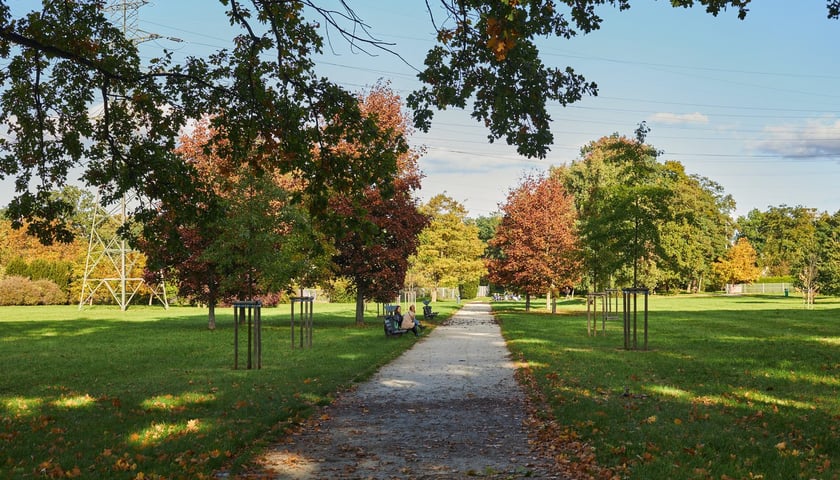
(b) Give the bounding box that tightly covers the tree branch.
[0,26,226,94]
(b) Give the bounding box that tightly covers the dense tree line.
[483,128,840,299]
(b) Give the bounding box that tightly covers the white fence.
[730,283,792,295]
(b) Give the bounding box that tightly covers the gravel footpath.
[247,302,563,479]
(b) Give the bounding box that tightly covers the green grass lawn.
[496,295,840,480]
[0,302,457,479]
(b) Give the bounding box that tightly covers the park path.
[247,302,563,479]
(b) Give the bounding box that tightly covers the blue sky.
[5,1,840,219]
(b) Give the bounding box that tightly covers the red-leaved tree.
[330,84,428,325]
[487,173,581,311]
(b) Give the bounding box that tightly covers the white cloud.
[755,118,840,159]
[650,112,709,125]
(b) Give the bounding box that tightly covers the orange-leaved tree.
[487,173,581,311]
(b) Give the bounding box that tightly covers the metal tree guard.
[622,288,649,350]
[233,301,262,369]
[291,296,314,349]
[586,292,608,336]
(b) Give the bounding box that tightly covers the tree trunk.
[207,277,216,330]
[431,285,438,303]
[525,292,531,312]
[546,289,552,310]
[355,291,366,326]
[207,301,216,330]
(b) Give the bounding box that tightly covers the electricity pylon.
[78,0,170,310]
[78,194,168,310]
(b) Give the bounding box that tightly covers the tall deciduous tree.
[411,195,486,302]
[330,84,428,325]
[3,1,837,243]
[556,125,673,290]
[657,161,735,292]
[814,211,840,296]
[736,205,817,277]
[487,174,580,311]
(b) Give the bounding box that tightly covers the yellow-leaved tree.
[713,237,762,293]
[410,195,486,302]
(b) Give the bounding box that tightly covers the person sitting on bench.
[396,305,420,337]
[404,304,425,331]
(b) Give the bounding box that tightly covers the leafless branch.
[302,0,419,73]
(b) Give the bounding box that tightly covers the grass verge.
[0,302,457,479]
[496,295,840,480]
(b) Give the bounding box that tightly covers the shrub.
[32,279,68,305]
[757,276,795,284]
[4,257,28,277]
[323,277,356,303]
[0,276,68,305]
[2,257,75,296]
[0,276,32,306]
[459,279,480,300]
[29,259,74,291]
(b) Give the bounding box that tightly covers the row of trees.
[0,77,489,320]
[5,125,840,312]
[482,126,736,305]
[0,81,490,319]
[482,126,840,304]
[136,84,490,327]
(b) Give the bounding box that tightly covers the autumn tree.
[4,1,838,245]
[330,84,428,325]
[411,195,486,302]
[712,237,761,292]
[142,119,330,328]
[487,174,580,311]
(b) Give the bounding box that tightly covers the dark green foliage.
[459,279,479,300]
[28,258,74,291]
